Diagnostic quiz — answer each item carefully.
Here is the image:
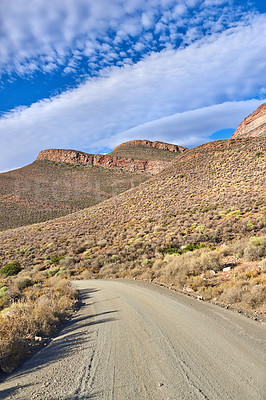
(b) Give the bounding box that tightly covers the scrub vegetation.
[0,161,149,231]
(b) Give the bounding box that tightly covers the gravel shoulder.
[0,279,265,400]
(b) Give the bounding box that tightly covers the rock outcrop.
[36,149,170,174]
[232,103,266,139]
[113,139,186,153]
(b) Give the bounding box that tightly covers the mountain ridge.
[36,139,186,174]
[37,148,170,174]
[112,139,186,153]
[232,102,266,138]
[0,139,185,231]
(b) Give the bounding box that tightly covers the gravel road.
[0,279,265,400]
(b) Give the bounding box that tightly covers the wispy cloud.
[0,12,265,171]
[107,100,264,148]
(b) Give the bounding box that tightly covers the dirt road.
[0,279,265,399]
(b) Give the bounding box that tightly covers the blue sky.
[0,0,266,172]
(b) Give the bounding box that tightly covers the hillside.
[1,138,265,268]
[0,161,148,231]
[0,140,183,231]
[108,139,186,160]
[0,136,265,373]
[232,103,266,138]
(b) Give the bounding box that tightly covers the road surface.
[0,279,265,399]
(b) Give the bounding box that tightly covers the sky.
[0,0,266,172]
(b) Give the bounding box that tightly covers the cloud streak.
[109,100,264,148]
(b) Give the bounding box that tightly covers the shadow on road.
[0,286,119,389]
[0,383,32,399]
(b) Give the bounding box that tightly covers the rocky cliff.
[36,139,187,174]
[36,149,170,174]
[232,103,266,139]
[113,139,186,153]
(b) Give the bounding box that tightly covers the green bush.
[0,286,8,298]
[161,243,212,255]
[161,246,182,255]
[0,262,21,277]
[196,224,205,232]
[50,254,62,265]
[48,267,60,277]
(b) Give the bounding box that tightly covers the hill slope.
[0,137,265,271]
[232,103,266,138]
[108,139,186,160]
[0,161,148,231]
[0,140,184,231]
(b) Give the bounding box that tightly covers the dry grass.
[0,161,148,231]
[115,235,265,316]
[108,143,179,161]
[0,277,77,373]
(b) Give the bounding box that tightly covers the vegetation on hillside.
[0,141,182,231]
[0,161,148,231]
[0,137,265,373]
[108,143,179,161]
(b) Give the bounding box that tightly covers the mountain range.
[0,103,264,231]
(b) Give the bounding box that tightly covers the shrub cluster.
[0,262,21,277]
[0,277,77,373]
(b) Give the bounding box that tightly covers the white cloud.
[141,12,154,29]
[0,13,265,171]
[0,0,251,76]
[107,100,264,148]
[173,4,187,16]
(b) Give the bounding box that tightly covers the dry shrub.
[231,236,265,260]
[242,284,266,309]
[0,278,76,373]
[219,284,243,304]
[219,282,266,311]
[258,258,266,268]
[219,244,231,257]
[31,297,59,336]
[80,270,93,279]
[231,239,247,258]
[139,270,153,281]
[187,249,223,273]
[0,303,34,373]
[129,268,143,278]
[98,264,119,278]
[60,256,75,268]
[152,259,165,271]
[160,248,223,289]
[197,285,223,301]
[16,277,34,291]
[243,240,265,261]
[186,275,204,291]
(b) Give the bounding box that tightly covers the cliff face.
[113,139,186,153]
[232,103,266,139]
[36,149,169,174]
